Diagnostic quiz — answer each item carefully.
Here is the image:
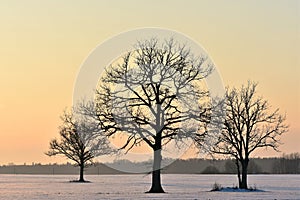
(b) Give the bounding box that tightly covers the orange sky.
[0,0,299,164]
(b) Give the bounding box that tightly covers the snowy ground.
[0,174,299,199]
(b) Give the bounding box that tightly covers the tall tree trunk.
[240,160,248,189]
[147,149,165,193]
[147,103,165,193]
[235,159,242,188]
[79,164,85,182]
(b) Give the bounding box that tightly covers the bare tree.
[89,38,212,192]
[197,81,288,189]
[46,108,112,182]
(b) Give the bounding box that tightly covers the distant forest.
[1,153,299,175]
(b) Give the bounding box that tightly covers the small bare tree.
[89,38,212,192]
[46,108,112,182]
[196,81,288,189]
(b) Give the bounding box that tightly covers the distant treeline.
[1,153,299,175]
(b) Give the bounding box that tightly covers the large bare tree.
[197,81,288,189]
[46,108,112,182]
[91,38,212,192]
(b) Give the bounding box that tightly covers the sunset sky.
[0,0,299,165]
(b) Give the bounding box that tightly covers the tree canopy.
[196,81,288,189]
[84,38,213,192]
[46,108,113,181]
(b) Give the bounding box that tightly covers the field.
[0,174,299,199]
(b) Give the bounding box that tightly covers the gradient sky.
[0,0,299,164]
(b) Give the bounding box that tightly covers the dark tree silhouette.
[272,153,300,174]
[197,81,288,189]
[90,38,212,192]
[46,108,112,182]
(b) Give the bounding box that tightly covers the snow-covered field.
[0,174,299,199]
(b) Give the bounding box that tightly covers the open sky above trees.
[0,0,299,164]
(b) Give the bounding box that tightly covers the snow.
[0,174,299,199]
[216,188,264,192]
